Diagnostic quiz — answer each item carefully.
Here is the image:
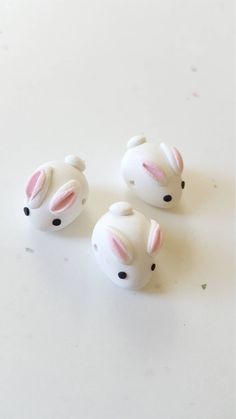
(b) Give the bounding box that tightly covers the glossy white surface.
[0,1,234,418]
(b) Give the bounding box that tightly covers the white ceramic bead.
[121,136,185,208]
[92,202,163,290]
[23,155,89,231]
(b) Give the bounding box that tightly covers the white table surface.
[0,1,234,418]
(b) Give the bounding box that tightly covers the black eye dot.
[52,219,61,226]
[23,207,30,216]
[181,181,185,189]
[118,272,127,279]
[151,264,156,271]
[163,195,172,202]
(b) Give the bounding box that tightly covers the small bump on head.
[109,202,133,216]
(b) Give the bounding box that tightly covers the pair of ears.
[108,220,163,264]
[132,140,184,186]
[25,167,79,213]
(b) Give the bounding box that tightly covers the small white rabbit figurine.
[23,155,89,231]
[121,135,185,208]
[92,202,163,290]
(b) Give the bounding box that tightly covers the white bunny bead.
[92,202,163,290]
[23,155,89,231]
[121,136,185,208]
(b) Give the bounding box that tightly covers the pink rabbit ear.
[50,190,76,213]
[147,220,163,257]
[49,180,80,214]
[25,166,52,209]
[108,227,133,265]
[142,160,167,185]
[160,142,184,174]
[26,170,45,200]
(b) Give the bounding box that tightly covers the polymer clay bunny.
[92,202,163,290]
[23,155,89,231]
[121,136,185,208]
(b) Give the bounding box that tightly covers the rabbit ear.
[142,160,167,185]
[49,180,80,214]
[147,220,163,257]
[160,142,184,174]
[108,227,133,265]
[25,166,52,209]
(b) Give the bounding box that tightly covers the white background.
[0,1,234,418]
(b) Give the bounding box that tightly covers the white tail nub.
[127,135,147,149]
[109,202,133,216]
[65,155,86,172]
